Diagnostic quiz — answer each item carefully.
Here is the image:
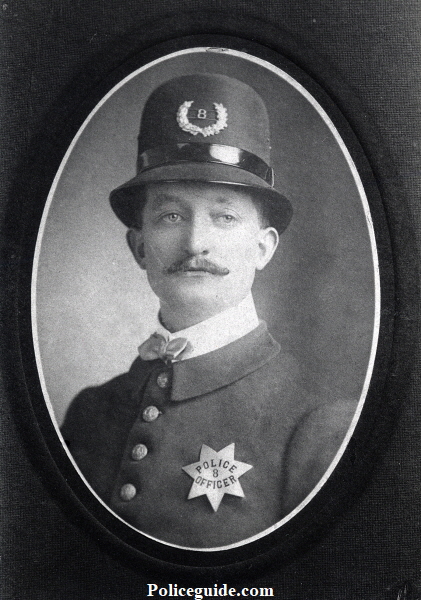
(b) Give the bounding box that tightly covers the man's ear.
[256,227,280,271]
[126,228,146,270]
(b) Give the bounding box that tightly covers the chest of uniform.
[105,362,304,547]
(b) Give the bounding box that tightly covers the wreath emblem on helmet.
[176,101,228,137]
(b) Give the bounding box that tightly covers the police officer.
[62,74,355,548]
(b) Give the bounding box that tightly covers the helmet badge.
[176,101,228,137]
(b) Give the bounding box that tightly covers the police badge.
[182,444,253,512]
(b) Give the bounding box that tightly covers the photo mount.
[2,20,403,579]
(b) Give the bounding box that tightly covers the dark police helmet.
[110,74,293,233]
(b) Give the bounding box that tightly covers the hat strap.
[136,143,274,187]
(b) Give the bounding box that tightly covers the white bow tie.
[138,333,191,363]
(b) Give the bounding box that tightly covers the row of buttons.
[119,371,169,501]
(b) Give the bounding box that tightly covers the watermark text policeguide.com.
[147,583,274,600]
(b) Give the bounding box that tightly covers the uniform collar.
[128,321,280,402]
[171,321,280,401]
[154,293,259,361]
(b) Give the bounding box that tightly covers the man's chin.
[159,281,230,308]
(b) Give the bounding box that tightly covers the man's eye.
[217,214,237,224]
[162,213,182,223]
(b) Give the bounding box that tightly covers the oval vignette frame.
[12,28,395,575]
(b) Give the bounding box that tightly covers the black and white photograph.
[32,48,378,550]
[2,4,420,598]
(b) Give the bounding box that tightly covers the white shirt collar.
[153,293,259,361]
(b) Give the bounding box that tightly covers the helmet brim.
[110,162,293,234]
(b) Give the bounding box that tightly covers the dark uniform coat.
[62,323,356,548]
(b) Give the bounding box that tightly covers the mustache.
[165,257,230,276]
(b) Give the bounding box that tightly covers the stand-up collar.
[128,317,280,402]
[170,321,280,401]
[154,293,259,361]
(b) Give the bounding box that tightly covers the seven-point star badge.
[182,443,253,512]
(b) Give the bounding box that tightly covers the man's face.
[128,182,279,320]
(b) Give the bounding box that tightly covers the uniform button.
[142,405,161,422]
[120,483,136,501]
[131,443,148,460]
[156,372,170,388]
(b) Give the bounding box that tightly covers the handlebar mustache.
[166,257,230,276]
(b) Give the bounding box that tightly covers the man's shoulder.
[300,397,357,434]
[282,397,359,512]
[61,362,146,435]
[71,370,133,404]
[287,397,358,456]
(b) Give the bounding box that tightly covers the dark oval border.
[2,13,405,580]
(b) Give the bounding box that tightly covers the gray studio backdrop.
[33,49,376,426]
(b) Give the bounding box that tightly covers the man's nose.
[183,219,211,255]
